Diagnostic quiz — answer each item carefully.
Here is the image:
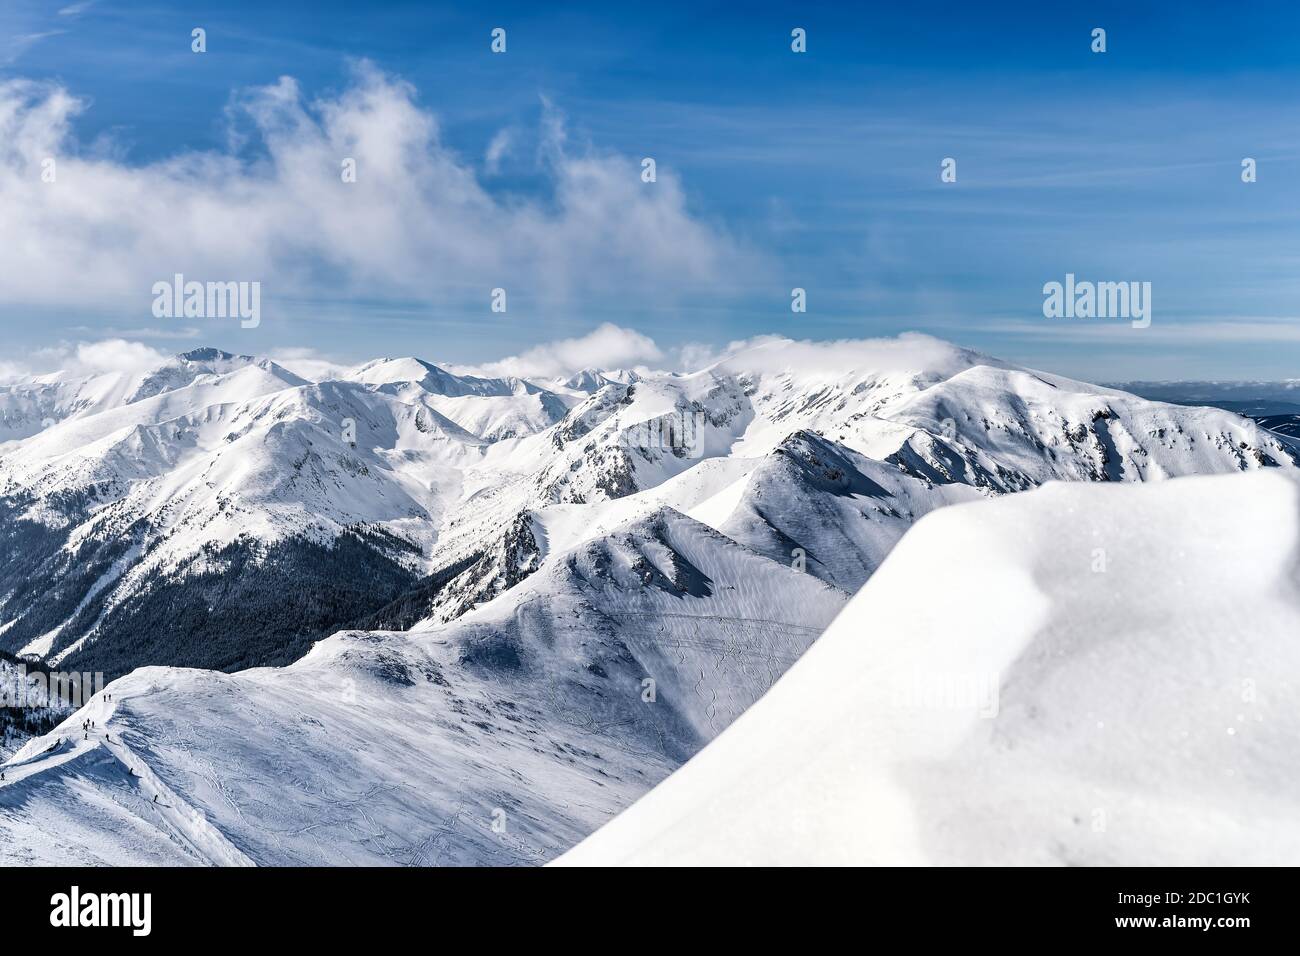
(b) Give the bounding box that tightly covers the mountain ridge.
[1,336,1293,679]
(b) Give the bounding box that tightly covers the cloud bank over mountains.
[0,327,1002,386]
[457,322,664,379]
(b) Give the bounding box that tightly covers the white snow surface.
[2,335,1298,865]
[558,470,1300,866]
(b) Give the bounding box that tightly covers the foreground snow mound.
[558,470,1300,866]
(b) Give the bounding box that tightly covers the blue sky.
[3,0,1300,381]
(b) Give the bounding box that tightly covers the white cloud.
[681,331,994,379]
[0,359,31,383]
[6,338,171,381]
[0,63,741,318]
[460,322,664,379]
[71,339,170,375]
[2,31,63,64]
[270,347,353,382]
[484,127,514,175]
[466,328,988,381]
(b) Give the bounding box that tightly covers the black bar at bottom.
[0,865,1287,943]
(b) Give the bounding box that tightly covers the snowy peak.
[345,357,574,442]
[719,429,983,592]
[548,367,642,395]
[0,346,307,444]
[770,430,893,498]
[126,348,306,405]
[1,333,1296,692]
[350,356,545,398]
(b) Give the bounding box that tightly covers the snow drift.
[558,470,1300,866]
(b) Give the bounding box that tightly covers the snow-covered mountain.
[0,507,843,864]
[559,470,1300,866]
[349,356,577,441]
[0,334,1296,865]
[1,337,1293,678]
[0,348,306,443]
[1109,379,1300,444]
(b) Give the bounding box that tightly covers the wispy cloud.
[985,319,1300,345]
[68,325,204,340]
[2,30,64,64]
[484,127,515,176]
